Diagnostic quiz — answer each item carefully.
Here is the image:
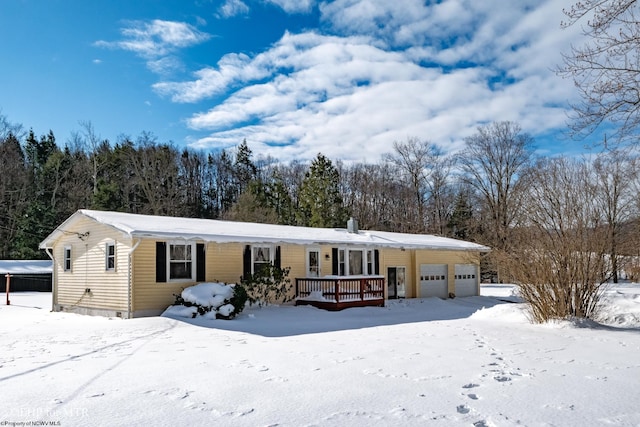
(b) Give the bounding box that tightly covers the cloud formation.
[155,0,583,162]
[217,0,250,18]
[95,19,210,74]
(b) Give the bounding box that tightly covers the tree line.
[0,117,637,280]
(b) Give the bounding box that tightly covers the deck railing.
[296,276,385,305]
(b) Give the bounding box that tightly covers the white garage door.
[420,264,448,298]
[454,264,478,297]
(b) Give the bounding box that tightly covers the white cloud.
[154,0,584,162]
[265,0,316,14]
[218,0,250,18]
[95,19,210,74]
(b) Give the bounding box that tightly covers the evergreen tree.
[234,139,257,197]
[14,130,59,259]
[0,133,28,258]
[297,153,348,228]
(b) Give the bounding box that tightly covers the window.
[169,243,193,280]
[333,247,376,277]
[338,249,346,276]
[252,246,271,275]
[63,246,72,272]
[349,250,363,275]
[105,242,115,271]
[307,249,320,277]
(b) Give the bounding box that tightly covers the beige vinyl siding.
[319,245,334,277]
[414,250,480,297]
[53,217,130,312]
[208,242,244,283]
[131,239,197,313]
[279,244,306,300]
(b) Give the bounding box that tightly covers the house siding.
[52,217,130,315]
[131,239,196,316]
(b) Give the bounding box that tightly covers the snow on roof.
[0,260,53,275]
[41,209,489,252]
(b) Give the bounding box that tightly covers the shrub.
[241,263,293,307]
[168,282,241,320]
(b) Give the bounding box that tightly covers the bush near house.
[241,263,293,307]
[166,282,248,320]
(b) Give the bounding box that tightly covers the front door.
[387,267,406,299]
[306,248,320,277]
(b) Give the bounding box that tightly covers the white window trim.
[337,247,376,277]
[63,245,72,272]
[167,241,196,282]
[251,245,274,275]
[105,241,116,272]
[306,247,321,278]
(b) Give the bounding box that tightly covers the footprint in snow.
[462,383,479,389]
[456,404,470,414]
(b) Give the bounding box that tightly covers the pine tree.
[297,153,348,228]
[234,139,257,197]
[14,130,59,259]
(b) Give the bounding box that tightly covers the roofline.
[125,231,490,251]
[39,209,491,252]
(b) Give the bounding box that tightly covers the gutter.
[44,248,55,312]
[127,239,142,318]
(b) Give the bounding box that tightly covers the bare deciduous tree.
[558,0,640,141]
[511,157,608,322]
[459,122,535,281]
[384,137,445,233]
[593,147,638,282]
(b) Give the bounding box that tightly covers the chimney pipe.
[347,217,358,234]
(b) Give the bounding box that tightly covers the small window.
[63,246,72,272]
[338,249,346,276]
[169,243,193,280]
[252,246,272,275]
[105,242,116,271]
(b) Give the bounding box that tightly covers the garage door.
[420,264,448,298]
[454,264,478,297]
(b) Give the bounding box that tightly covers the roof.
[0,260,53,275]
[40,209,490,252]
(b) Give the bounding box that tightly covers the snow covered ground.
[1,284,639,426]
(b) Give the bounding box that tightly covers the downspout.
[128,239,142,319]
[45,248,55,312]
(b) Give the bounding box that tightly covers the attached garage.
[454,264,478,297]
[419,264,448,298]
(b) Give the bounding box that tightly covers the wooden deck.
[295,276,385,311]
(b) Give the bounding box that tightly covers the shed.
[0,260,53,292]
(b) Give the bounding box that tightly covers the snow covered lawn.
[1,284,639,426]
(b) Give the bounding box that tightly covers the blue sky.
[1,0,597,162]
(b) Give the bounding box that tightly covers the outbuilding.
[39,210,489,318]
[0,260,53,292]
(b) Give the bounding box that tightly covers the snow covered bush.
[242,263,293,307]
[165,282,247,320]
